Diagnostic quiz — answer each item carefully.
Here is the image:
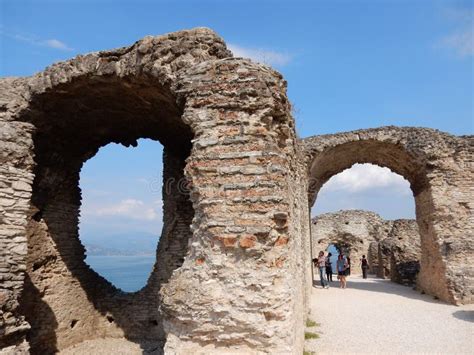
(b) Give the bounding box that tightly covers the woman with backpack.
[336,254,348,289]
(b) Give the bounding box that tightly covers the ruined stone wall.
[0,28,310,354]
[311,210,390,274]
[312,211,422,286]
[17,144,196,354]
[377,237,393,279]
[390,220,421,285]
[368,241,380,274]
[377,220,421,285]
[0,79,34,352]
[303,128,474,304]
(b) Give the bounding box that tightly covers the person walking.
[361,255,369,279]
[316,251,329,289]
[325,252,333,282]
[346,256,351,276]
[337,254,348,289]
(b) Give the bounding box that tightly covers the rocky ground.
[60,275,474,355]
[305,275,474,354]
[60,338,163,354]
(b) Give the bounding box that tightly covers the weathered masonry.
[0,28,472,354]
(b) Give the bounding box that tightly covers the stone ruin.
[312,210,388,274]
[0,28,472,354]
[302,127,473,307]
[377,219,421,285]
[311,210,421,286]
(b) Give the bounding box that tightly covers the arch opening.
[18,75,195,353]
[79,139,165,293]
[312,163,418,282]
[312,163,415,219]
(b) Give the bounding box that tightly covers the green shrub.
[305,319,319,327]
[304,332,320,340]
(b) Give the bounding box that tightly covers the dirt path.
[305,275,474,354]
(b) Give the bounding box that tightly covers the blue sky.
[1,0,472,135]
[1,0,472,250]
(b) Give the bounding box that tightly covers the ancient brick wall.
[159,56,310,354]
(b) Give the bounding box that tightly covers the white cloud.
[437,7,473,57]
[228,44,292,66]
[42,39,72,51]
[0,28,73,51]
[86,199,162,221]
[440,27,473,57]
[321,163,411,194]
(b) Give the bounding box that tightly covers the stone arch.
[0,28,310,354]
[302,127,473,305]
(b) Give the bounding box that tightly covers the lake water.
[85,255,155,292]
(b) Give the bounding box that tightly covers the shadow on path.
[344,276,451,305]
[452,310,474,323]
[312,275,456,306]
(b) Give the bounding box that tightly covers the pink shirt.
[317,255,326,267]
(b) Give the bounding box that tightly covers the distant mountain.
[81,232,159,256]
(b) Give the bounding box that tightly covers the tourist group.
[313,251,369,289]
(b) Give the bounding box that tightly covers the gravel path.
[305,275,474,355]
